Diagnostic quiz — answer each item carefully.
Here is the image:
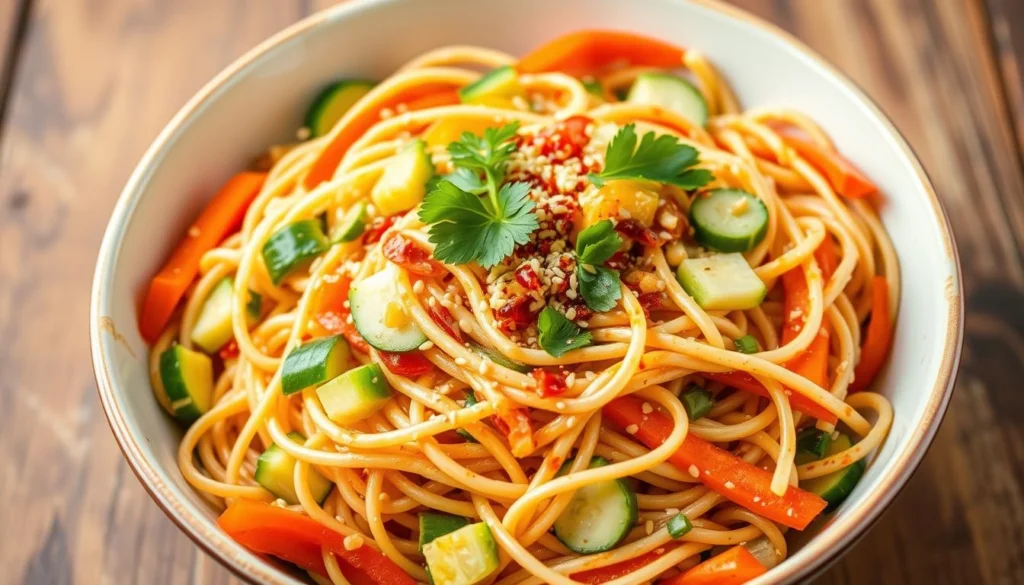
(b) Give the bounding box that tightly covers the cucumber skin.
[280,335,350,395]
[690,189,769,253]
[305,80,374,137]
[418,513,471,552]
[159,345,213,424]
[254,432,333,505]
[262,219,330,285]
[315,363,392,424]
[459,66,519,103]
[190,277,236,354]
[348,272,428,352]
[627,72,709,127]
[552,457,638,554]
[801,434,865,511]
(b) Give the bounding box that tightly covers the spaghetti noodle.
[142,31,897,585]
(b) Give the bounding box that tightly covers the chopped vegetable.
[305,80,375,138]
[703,371,838,424]
[553,457,638,554]
[371,140,434,217]
[378,350,433,377]
[418,513,471,551]
[776,127,878,199]
[851,276,892,391]
[159,345,214,423]
[800,433,865,511]
[795,427,832,465]
[517,30,685,76]
[659,544,766,585]
[349,270,427,352]
[602,396,827,530]
[217,500,416,585]
[588,124,712,189]
[422,522,499,585]
[689,189,769,253]
[316,363,392,424]
[733,335,759,354]
[576,220,624,265]
[570,545,679,584]
[677,253,767,311]
[575,220,624,312]
[255,432,334,505]
[579,179,661,228]
[139,172,266,342]
[191,277,244,354]
[458,66,525,107]
[471,342,529,373]
[537,307,593,357]
[310,275,369,354]
[666,513,693,539]
[262,219,330,285]
[680,384,715,421]
[331,201,368,243]
[626,73,708,127]
[281,335,350,395]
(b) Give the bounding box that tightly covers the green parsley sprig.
[588,124,712,188]
[419,123,538,268]
[575,220,623,312]
[537,307,592,357]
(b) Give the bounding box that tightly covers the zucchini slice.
[315,363,392,425]
[305,80,375,138]
[677,252,767,310]
[553,457,638,554]
[794,427,833,465]
[262,219,330,285]
[422,522,499,585]
[371,139,434,217]
[158,345,214,423]
[349,270,427,352]
[281,335,350,395]
[627,73,709,127]
[190,277,237,354]
[690,189,769,253]
[666,513,693,538]
[254,432,333,505]
[469,342,530,373]
[458,66,524,107]
[800,433,866,511]
[330,201,368,243]
[418,513,471,552]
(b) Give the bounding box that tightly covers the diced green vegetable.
[733,334,759,354]
[262,219,330,285]
[158,345,214,423]
[795,427,832,465]
[553,456,638,554]
[627,73,709,127]
[422,522,499,585]
[458,66,524,105]
[349,270,427,352]
[680,384,715,421]
[666,513,693,538]
[254,432,333,505]
[330,201,367,243]
[677,253,767,310]
[190,277,237,353]
[315,363,392,424]
[456,390,479,443]
[418,513,471,552]
[246,290,263,320]
[281,335,350,395]
[689,189,769,253]
[469,342,529,373]
[582,78,604,98]
[371,139,434,217]
[800,433,865,511]
[305,80,375,138]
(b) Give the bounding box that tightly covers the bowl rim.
[89,1,964,583]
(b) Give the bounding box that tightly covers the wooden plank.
[0,0,32,131]
[983,0,1024,164]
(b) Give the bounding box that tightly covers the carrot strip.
[571,545,681,584]
[602,396,827,530]
[138,172,266,342]
[776,127,877,199]
[218,501,415,585]
[703,372,837,425]
[517,30,685,76]
[308,275,370,354]
[303,83,460,190]
[659,545,767,585]
[851,276,892,391]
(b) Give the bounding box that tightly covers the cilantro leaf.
[447,122,520,184]
[588,124,713,188]
[577,265,622,312]
[537,307,593,357]
[575,220,623,265]
[419,180,537,268]
[443,167,487,194]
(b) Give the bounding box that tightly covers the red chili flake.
[656,198,688,241]
[378,350,434,377]
[605,250,631,271]
[615,219,660,247]
[637,292,666,317]
[382,232,443,276]
[364,214,400,245]
[562,300,592,322]
[218,339,239,360]
[428,304,462,342]
[496,295,537,333]
[531,368,568,398]
[514,264,542,290]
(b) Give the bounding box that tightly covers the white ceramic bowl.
[90,1,963,583]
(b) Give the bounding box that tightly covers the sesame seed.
[555,401,566,410]
[454,357,467,366]
[413,280,425,294]
[625,424,639,435]
[641,402,654,414]
[724,481,736,489]
[343,534,364,550]
[418,341,434,351]
[645,520,654,535]
[688,465,700,478]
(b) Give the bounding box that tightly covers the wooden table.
[2,0,1023,583]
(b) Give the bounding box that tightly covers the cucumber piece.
[680,384,714,421]
[677,253,767,310]
[371,139,434,217]
[794,427,832,465]
[581,78,604,98]
[469,342,529,373]
[553,457,638,554]
[690,189,769,253]
[666,513,693,538]
[315,363,392,424]
[627,73,709,127]
[246,290,263,320]
[281,335,350,395]
[418,513,471,552]
[456,390,479,443]
[800,433,865,512]
[458,66,523,106]
[159,345,214,423]
[422,522,499,585]
[262,219,330,285]
[254,432,333,505]
[330,201,367,243]
[190,277,237,353]
[305,80,375,138]
[733,334,759,354]
[349,270,427,352]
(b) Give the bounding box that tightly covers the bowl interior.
[92,0,961,583]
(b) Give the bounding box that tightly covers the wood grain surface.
[1,1,1022,584]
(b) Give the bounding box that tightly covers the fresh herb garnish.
[588,124,712,188]
[419,122,538,268]
[574,220,624,312]
[537,307,593,357]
